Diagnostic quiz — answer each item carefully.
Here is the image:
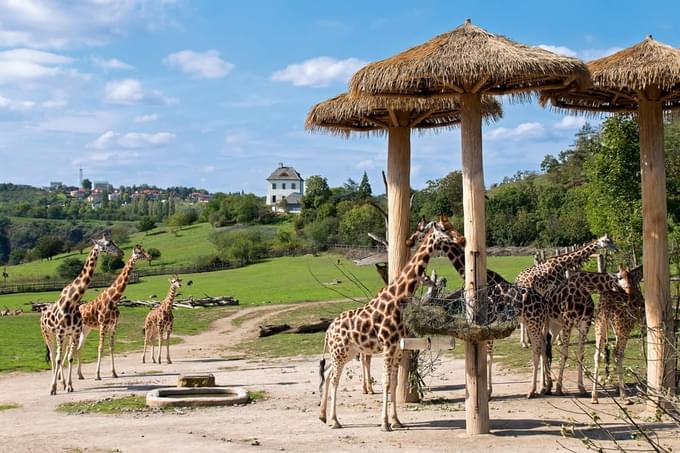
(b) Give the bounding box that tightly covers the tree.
[0,216,10,264]
[302,175,331,211]
[137,216,156,232]
[584,115,642,257]
[34,235,65,260]
[357,172,372,199]
[82,178,92,190]
[211,230,269,265]
[110,224,130,244]
[57,257,84,279]
[100,254,124,273]
[339,204,385,245]
[168,208,198,232]
[147,247,161,260]
[415,171,464,221]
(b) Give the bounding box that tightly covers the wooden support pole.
[639,93,675,408]
[386,115,419,404]
[460,92,489,435]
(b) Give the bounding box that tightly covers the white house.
[266,163,304,213]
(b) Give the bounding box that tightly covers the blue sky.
[0,0,678,195]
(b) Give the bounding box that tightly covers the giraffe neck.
[548,241,599,273]
[60,247,100,308]
[569,271,619,292]
[107,255,138,300]
[384,233,438,303]
[443,243,509,285]
[161,286,178,310]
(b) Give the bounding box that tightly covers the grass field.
[0,252,533,373]
[1,221,294,281]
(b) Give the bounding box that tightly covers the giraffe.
[543,270,629,396]
[515,235,617,295]
[76,244,152,380]
[142,276,182,364]
[319,219,465,431]
[591,265,643,403]
[406,216,549,398]
[40,235,123,395]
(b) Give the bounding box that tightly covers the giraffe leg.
[520,323,529,348]
[76,326,91,380]
[166,329,172,364]
[362,354,374,394]
[65,334,77,392]
[381,350,394,431]
[109,328,118,378]
[576,320,589,394]
[614,330,630,399]
[142,328,149,364]
[591,320,606,404]
[50,335,64,395]
[95,325,106,380]
[151,332,157,364]
[389,351,403,429]
[319,362,332,424]
[157,328,163,364]
[329,361,345,429]
[555,325,572,396]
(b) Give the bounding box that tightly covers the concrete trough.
[146,387,249,408]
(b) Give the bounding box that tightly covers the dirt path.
[1,301,679,453]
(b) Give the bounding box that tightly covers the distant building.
[189,192,213,203]
[266,163,304,214]
[49,181,63,191]
[93,180,112,191]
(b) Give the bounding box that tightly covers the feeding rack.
[403,283,521,342]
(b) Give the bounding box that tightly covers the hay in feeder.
[403,283,521,342]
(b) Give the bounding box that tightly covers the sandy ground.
[1,302,679,453]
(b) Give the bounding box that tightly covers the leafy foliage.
[57,257,84,279]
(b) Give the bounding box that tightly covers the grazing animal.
[142,276,182,364]
[319,219,465,431]
[543,270,628,396]
[591,265,643,403]
[76,244,152,380]
[40,236,123,395]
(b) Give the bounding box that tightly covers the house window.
[272,195,276,203]
[291,183,296,190]
[282,183,286,190]
[272,183,276,190]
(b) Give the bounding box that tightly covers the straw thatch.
[349,19,589,98]
[305,92,502,136]
[541,37,680,113]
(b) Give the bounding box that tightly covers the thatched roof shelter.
[345,19,589,435]
[540,36,680,407]
[305,92,502,136]
[350,19,589,98]
[541,36,680,112]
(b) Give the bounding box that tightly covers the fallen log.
[259,324,291,337]
[290,319,332,334]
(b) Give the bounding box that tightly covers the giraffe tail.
[45,345,50,363]
[318,335,328,395]
[545,331,553,369]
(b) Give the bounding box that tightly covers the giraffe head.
[616,265,634,295]
[92,235,123,258]
[169,275,182,290]
[406,215,465,248]
[421,216,466,250]
[596,234,617,252]
[131,244,152,262]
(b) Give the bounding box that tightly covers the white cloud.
[0,94,68,111]
[0,0,178,49]
[32,110,120,134]
[554,116,587,130]
[92,56,134,70]
[537,44,623,62]
[486,122,546,141]
[271,56,367,87]
[163,50,233,79]
[104,79,174,105]
[87,130,176,149]
[0,48,84,84]
[134,113,158,123]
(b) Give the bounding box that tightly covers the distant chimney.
[278,162,284,168]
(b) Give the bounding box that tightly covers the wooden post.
[639,92,675,407]
[386,115,419,404]
[460,92,489,435]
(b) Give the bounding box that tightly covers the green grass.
[247,390,269,401]
[56,395,150,415]
[1,221,293,281]
[0,403,20,411]
[0,253,533,373]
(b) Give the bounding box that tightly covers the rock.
[177,374,216,388]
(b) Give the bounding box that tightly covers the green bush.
[100,255,124,273]
[57,257,84,279]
